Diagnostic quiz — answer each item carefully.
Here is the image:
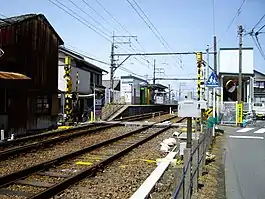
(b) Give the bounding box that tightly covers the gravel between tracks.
[54,127,180,199]
[0,126,139,177]
[142,114,174,122]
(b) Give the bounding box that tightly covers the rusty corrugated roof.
[0,71,31,80]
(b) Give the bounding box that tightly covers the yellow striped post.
[64,56,73,122]
[196,52,203,101]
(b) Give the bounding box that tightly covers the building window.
[254,81,260,88]
[36,95,49,114]
[260,82,265,88]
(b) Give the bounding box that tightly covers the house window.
[260,82,265,88]
[36,95,49,114]
[254,81,260,88]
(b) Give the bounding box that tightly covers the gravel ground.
[148,160,180,199]
[54,127,180,199]
[142,114,176,123]
[0,126,139,177]
[0,125,103,152]
[193,134,226,199]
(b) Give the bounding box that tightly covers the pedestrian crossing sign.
[206,72,219,87]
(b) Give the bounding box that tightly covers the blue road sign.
[206,72,219,87]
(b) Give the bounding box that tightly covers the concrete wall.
[115,105,178,119]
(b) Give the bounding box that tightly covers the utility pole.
[213,36,217,73]
[168,84,171,104]
[206,46,210,107]
[153,59,156,85]
[238,25,243,104]
[110,32,115,92]
[109,33,137,102]
[179,83,181,101]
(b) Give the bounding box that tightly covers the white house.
[58,47,107,114]
[120,75,148,104]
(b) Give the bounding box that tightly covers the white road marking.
[253,128,265,134]
[229,135,264,140]
[236,128,254,133]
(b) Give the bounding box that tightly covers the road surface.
[224,120,265,199]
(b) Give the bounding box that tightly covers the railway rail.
[0,123,119,160]
[0,115,184,199]
[0,111,166,151]
[0,112,169,159]
[115,111,166,121]
[0,123,107,149]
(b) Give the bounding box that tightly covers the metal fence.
[172,126,213,199]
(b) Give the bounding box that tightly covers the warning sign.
[237,103,243,124]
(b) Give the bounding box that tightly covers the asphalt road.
[224,120,265,199]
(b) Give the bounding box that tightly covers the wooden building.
[0,14,63,135]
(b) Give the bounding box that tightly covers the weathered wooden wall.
[0,15,63,133]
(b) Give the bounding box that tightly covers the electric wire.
[127,0,183,69]
[49,0,149,70]
[66,0,112,35]
[210,0,246,49]
[252,14,265,32]
[48,0,111,42]
[95,0,151,62]
[130,0,182,66]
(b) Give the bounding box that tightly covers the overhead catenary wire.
[248,13,265,61]
[257,24,265,34]
[0,13,145,78]
[252,13,265,32]
[131,0,182,63]
[127,0,183,69]
[49,0,149,70]
[68,0,151,68]
[48,0,112,42]
[95,0,151,61]
[66,0,112,36]
[251,35,265,60]
[210,0,246,49]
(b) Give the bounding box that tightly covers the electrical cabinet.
[178,100,200,117]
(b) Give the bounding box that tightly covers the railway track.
[0,116,184,199]
[0,123,108,150]
[115,111,166,121]
[0,123,119,160]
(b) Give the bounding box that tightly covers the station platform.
[94,120,186,128]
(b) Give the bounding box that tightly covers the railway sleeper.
[0,116,183,199]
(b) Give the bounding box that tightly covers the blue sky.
[1,0,265,94]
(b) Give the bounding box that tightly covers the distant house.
[102,80,120,91]
[120,75,148,104]
[0,14,63,135]
[58,46,107,114]
[150,84,168,104]
[254,70,265,103]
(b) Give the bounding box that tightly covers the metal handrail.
[172,127,212,199]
